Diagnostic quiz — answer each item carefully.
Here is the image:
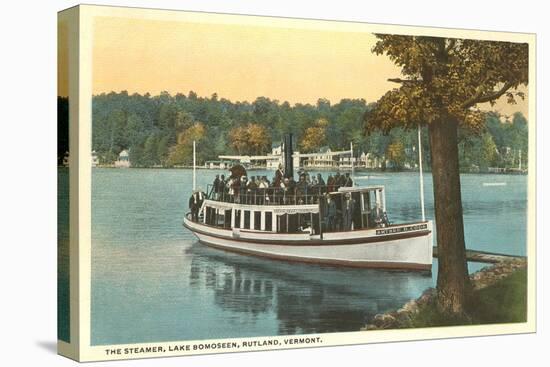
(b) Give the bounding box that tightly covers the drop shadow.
[36,340,57,354]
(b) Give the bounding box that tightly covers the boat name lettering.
[376,224,427,235]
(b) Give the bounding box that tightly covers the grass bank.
[409,268,527,327]
[364,260,527,330]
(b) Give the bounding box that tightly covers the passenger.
[296,174,308,203]
[240,176,248,203]
[189,189,204,222]
[317,173,326,187]
[325,195,337,231]
[247,176,258,204]
[212,174,221,200]
[309,176,325,204]
[288,177,297,204]
[343,192,355,230]
[344,172,353,187]
[334,172,343,190]
[258,176,268,189]
[219,174,226,201]
[310,176,320,203]
[311,176,318,187]
[282,177,290,204]
[274,163,284,187]
[257,176,268,205]
[231,177,241,203]
[327,174,335,192]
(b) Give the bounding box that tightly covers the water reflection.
[187,243,433,335]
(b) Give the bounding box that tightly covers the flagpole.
[418,126,426,221]
[193,140,196,191]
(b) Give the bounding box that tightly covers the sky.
[86,16,527,118]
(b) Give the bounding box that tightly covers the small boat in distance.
[183,135,433,271]
[482,182,507,187]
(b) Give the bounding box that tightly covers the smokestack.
[283,134,294,179]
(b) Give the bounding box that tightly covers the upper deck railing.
[205,183,350,206]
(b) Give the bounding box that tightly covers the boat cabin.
[199,185,389,235]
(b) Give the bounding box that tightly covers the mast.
[350,142,355,187]
[284,134,294,179]
[418,126,426,221]
[193,140,196,191]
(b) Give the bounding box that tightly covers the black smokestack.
[284,134,294,179]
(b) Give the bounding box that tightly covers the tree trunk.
[429,119,472,315]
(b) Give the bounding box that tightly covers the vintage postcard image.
[57,5,535,361]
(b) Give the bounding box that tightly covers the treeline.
[77,91,527,170]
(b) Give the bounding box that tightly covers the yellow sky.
[91,16,527,117]
[58,21,68,97]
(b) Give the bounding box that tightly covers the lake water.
[89,168,527,345]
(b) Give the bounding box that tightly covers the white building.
[204,160,227,169]
[304,147,337,168]
[338,155,357,169]
[114,149,131,168]
[266,144,283,169]
[62,151,69,167]
[358,152,382,169]
[91,150,99,167]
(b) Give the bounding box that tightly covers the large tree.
[364,35,528,314]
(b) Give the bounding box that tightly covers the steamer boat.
[183,135,433,271]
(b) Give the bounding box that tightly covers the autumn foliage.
[366,36,528,133]
[229,123,271,155]
[167,122,206,166]
[300,118,329,153]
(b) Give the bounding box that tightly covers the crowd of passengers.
[209,164,353,205]
[188,164,391,231]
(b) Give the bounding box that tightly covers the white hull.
[183,215,433,271]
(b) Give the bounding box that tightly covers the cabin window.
[244,210,250,229]
[224,209,232,229]
[234,210,241,229]
[205,207,213,225]
[254,211,261,230]
[277,215,284,233]
[265,212,273,231]
[289,214,298,233]
[216,209,224,227]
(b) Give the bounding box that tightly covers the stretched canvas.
[58,4,536,362]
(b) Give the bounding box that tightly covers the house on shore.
[303,146,337,169]
[204,160,228,169]
[91,150,99,167]
[114,149,131,168]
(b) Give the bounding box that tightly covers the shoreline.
[362,256,527,331]
[60,165,529,175]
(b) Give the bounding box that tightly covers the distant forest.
[57,91,528,170]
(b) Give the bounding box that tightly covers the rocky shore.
[362,258,527,330]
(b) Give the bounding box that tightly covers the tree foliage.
[167,123,206,166]
[300,118,328,153]
[365,36,528,132]
[229,123,271,156]
[90,90,526,170]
